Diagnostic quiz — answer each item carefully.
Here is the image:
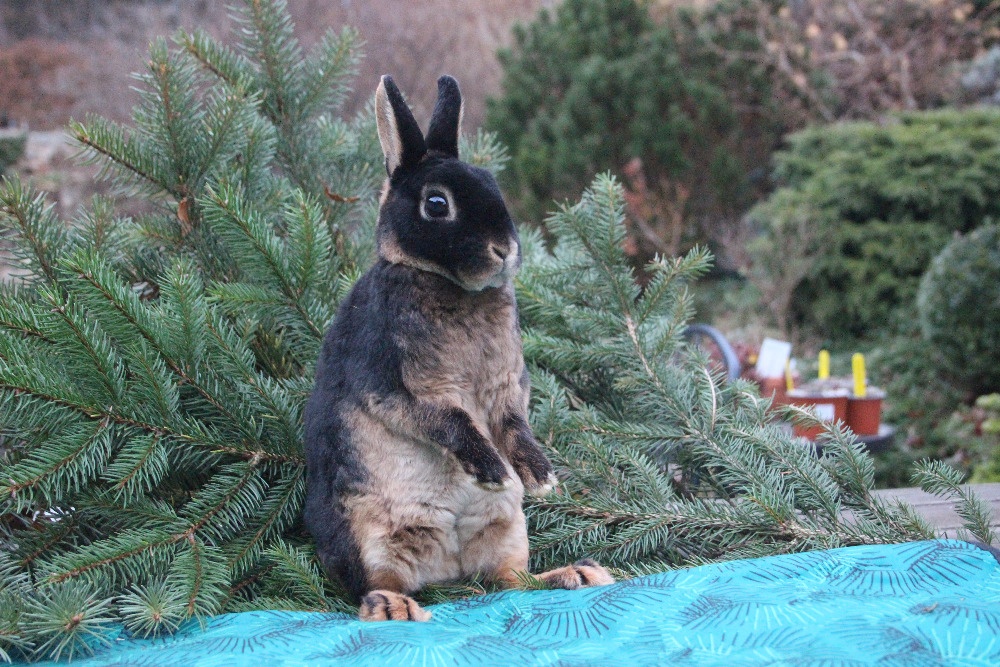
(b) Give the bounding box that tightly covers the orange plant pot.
[847,395,883,436]
[760,377,790,406]
[787,390,849,440]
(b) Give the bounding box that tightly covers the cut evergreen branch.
[913,459,997,545]
[18,581,114,661]
[516,175,936,572]
[118,579,188,639]
[0,0,980,661]
[0,1,378,660]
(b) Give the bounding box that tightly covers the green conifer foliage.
[0,1,377,658]
[0,1,987,661]
[486,0,786,253]
[517,177,943,573]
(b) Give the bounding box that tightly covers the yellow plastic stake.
[852,353,867,398]
[785,358,794,392]
[818,350,830,380]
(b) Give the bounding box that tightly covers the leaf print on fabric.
[29,540,1000,667]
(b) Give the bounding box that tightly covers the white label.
[813,403,836,421]
[755,338,792,379]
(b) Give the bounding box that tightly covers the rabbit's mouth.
[458,241,520,291]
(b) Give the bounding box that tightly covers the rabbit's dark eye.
[424,193,450,219]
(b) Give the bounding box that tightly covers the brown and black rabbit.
[304,75,614,622]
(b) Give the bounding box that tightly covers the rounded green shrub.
[0,130,26,174]
[917,224,1000,394]
[751,108,1000,343]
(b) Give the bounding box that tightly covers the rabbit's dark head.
[374,75,520,292]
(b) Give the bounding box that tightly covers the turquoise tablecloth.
[37,539,1000,666]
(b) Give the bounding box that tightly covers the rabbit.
[303,74,614,622]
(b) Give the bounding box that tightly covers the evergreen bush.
[972,394,1000,482]
[917,223,1000,395]
[869,320,967,488]
[0,132,25,176]
[485,0,786,257]
[750,108,1000,342]
[0,1,985,661]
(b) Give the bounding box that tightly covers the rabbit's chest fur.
[377,267,524,477]
[400,280,526,431]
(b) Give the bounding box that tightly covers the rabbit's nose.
[491,244,507,260]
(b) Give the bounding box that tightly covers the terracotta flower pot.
[787,389,849,440]
[760,377,790,405]
[847,390,884,436]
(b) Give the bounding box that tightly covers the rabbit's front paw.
[471,457,513,492]
[526,471,558,497]
[510,436,556,496]
[454,435,512,492]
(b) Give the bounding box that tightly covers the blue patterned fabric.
[39,539,1000,666]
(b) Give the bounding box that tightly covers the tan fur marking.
[375,78,403,174]
[399,283,524,431]
[378,229,457,285]
[367,569,407,593]
[344,405,527,591]
[343,416,462,594]
[460,510,529,580]
[483,542,531,588]
[379,178,391,206]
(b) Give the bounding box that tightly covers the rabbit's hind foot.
[359,589,432,622]
[538,559,615,590]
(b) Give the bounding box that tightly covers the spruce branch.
[19,581,114,661]
[0,3,366,655]
[2,417,113,509]
[64,251,261,440]
[202,181,322,338]
[202,309,305,454]
[0,176,72,286]
[913,459,996,545]
[10,511,79,572]
[237,0,304,123]
[0,554,32,662]
[170,535,229,619]
[118,579,188,638]
[71,117,172,198]
[261,543,333,612]
[102,433,169,500]
[299,26,361,123]
[182,28,253,89]
[41,528,182,588]
[136,38,205,197]
[0,287,57,344]
[519,176,931,572]
[226,466,305,576]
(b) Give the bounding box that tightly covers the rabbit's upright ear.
[425,75,463,159]
[376,75,427,176]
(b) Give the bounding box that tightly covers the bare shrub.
[711,0,991,122]
[0,0,550,131]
